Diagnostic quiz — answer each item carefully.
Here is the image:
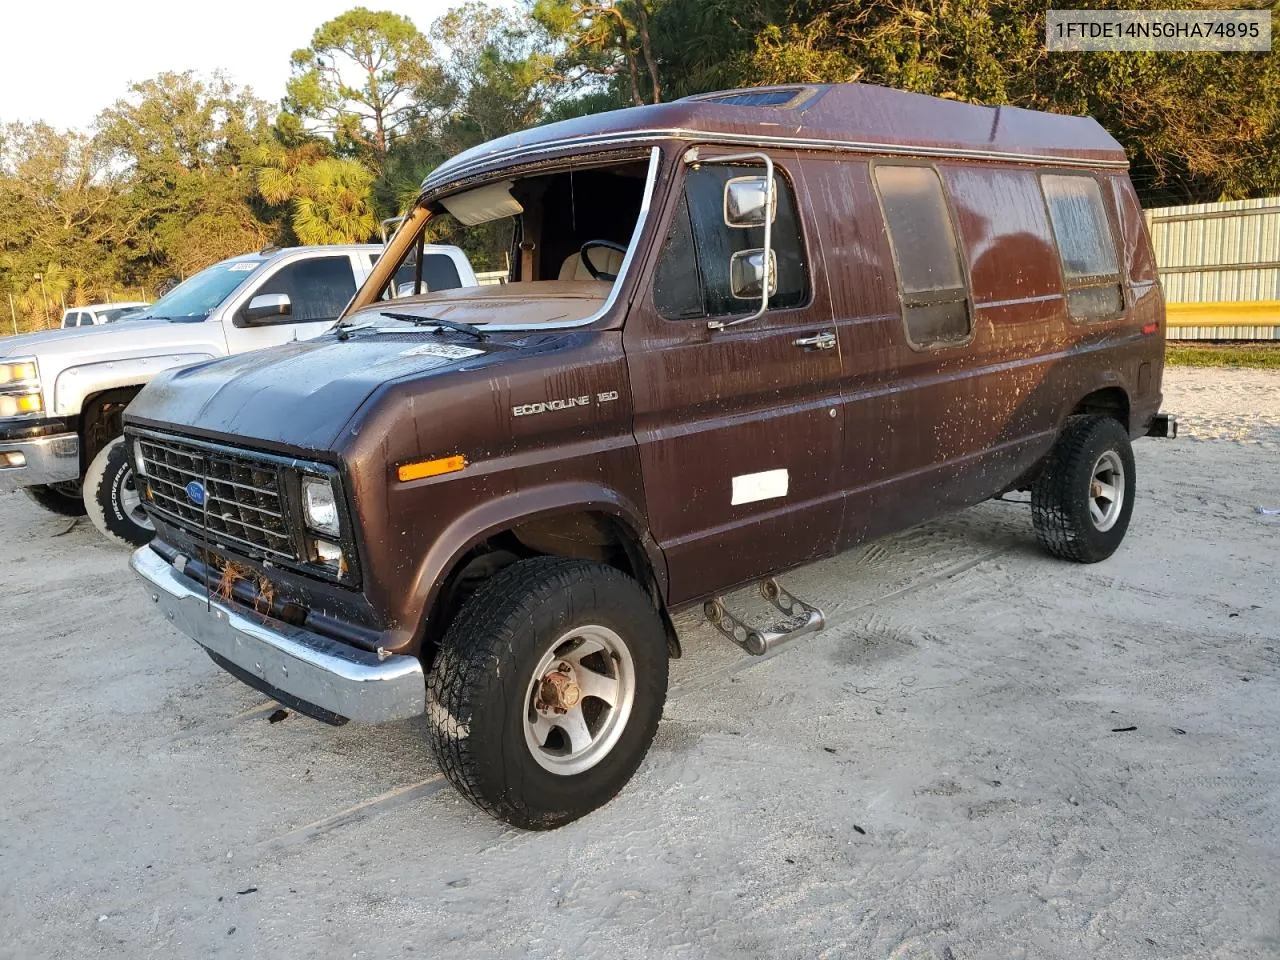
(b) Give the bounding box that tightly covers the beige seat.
[559,246,626,281]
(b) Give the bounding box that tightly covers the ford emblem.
[185,480,207,506]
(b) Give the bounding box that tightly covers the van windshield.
[129,259,264,322]
[369,156,651,325]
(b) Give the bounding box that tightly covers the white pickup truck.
[0,242,476,545]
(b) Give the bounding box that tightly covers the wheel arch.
[79,385,145,469]
[53,353,214,420]
[1069,385,1130,433]
[407,482,677,664]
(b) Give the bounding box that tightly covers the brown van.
[126,83,1175,828]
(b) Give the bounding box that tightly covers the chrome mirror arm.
[687,151,774,331]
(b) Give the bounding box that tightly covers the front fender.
[54,354,216,417]
[403,480,668,654]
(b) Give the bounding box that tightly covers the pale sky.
[0,0,465,131]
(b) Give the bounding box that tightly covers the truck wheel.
[84,437,154,548]
[23,483,87,517]
[1032,415,1135,563]
[427,557,668,829]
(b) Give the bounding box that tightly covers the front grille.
[136,434,298,562]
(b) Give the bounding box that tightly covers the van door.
[222,252,363,353]
[624,152,843,606]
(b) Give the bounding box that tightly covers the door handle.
[793,331,836,350]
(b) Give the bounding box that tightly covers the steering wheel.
[579,240,628,282]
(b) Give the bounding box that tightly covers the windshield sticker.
[400,343,484,360]
[227,262,259,272]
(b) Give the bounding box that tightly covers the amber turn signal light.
[397,454,467,482]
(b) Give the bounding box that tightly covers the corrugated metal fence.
[1145,197,1280,339]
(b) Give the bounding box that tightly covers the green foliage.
[96,71,277,278]
[724,0,1280,205]
[1166,343,1280,370]
[255,139,378,244]
[3,0,1279,333]
[532,0,663,105]
[283,7,440,164]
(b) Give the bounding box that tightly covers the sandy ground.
[1,366,1278,960]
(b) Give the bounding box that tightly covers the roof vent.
[685,86,815,108]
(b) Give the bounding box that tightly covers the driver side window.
[255,256,357,324]
[653,165,808,320]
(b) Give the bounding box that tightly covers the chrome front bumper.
[0,432,79,491]
[131,546,426,723]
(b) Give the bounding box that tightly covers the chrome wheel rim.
[523,624,635,776]
[1088,450,1124,532]
[120,466,154,531]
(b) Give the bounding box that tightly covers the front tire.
[1032,415,1136,563]
[23,483,87,517]
[427,557,669,829]
[84,437,154,548]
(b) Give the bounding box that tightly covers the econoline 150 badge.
[513,391,619,417]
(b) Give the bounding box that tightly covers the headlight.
[302,476,340,537]
[0,393,42,417]
[0,358,38,386]
[0,357,42,420]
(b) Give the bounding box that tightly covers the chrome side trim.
[421,127,1129,193]
[477,145,661,333]
[131,546,425,724]
[0,432,80,491]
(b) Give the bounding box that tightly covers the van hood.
[126,329,529,453]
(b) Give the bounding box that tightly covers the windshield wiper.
[379,312,488,341]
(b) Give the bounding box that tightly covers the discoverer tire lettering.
[84,437,155,549]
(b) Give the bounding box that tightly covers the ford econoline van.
[126,83,1175,828]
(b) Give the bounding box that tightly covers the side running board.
[703,578,826,656]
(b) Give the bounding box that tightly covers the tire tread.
[426,557,665,828]
[1032,414,1133,563]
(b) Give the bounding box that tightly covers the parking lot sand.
[1,366,1277,959]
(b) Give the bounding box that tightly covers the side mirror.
[395,281,423,298]
[689,150,776,330]
[724,176,776,227]
[243,293,291,324]
[730,248,778,300]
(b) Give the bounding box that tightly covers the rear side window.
[872,165,971,347]
[653,165,808,321]
[256,256,357,324]
[372,251,464,298]
[1041,174,1123,321]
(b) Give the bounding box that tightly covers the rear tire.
[1032,415,1135,563]
[426,557,669,829]
[84,437,154,548]
[23,483,87,517]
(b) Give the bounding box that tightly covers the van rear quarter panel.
[1109,173,1165,426]
[807,155,1159,550]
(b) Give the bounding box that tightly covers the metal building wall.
[1145,197,1280,340]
